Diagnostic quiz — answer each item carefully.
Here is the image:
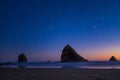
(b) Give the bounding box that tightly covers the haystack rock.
[18,53,27,63]
[109,56,118,61]
[61,44,88,62]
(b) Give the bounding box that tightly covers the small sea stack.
[109,56,118,62]
[61,44,88,62]
[18,53,27,63]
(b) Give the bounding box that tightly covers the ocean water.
[1,61,120,69]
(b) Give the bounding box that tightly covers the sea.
[1,61,120,69]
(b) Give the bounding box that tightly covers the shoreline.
[0,68,120,80]
[1,61,120,69]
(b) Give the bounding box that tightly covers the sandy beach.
[0,68,120,80]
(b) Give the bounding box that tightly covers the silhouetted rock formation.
[109,56,118,61]
[18,53,27,63]
[61,44,88,62]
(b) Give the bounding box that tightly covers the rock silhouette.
[61,44,88,62]
[109,56,118,61]
[18,53,27,63]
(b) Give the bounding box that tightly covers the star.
[114,4,118,9]
[49,26,54,30]
[93,25,97,29]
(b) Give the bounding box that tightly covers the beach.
[0,68,120,80]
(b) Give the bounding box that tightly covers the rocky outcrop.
[18,53,27,63]
[61,44,88,62]
[109,56,118,61]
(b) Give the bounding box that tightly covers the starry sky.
[0,0,120,62]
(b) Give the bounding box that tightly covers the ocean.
[1,61,120,69]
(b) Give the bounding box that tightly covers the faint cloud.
[96,16,104,20]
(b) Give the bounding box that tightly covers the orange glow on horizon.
[83,48,120,61]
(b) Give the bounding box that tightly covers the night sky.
[1,0,120,62]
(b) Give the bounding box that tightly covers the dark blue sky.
[1,0,120,62]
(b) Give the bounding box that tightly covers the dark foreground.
[0,68,120,80]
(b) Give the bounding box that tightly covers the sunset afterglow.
[1,0,120,62]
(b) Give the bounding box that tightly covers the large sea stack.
[109,56,117,61]
[61,44,88,62]
[18,53,27,63]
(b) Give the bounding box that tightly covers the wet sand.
[0,68,120,80]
